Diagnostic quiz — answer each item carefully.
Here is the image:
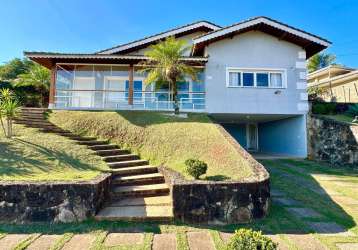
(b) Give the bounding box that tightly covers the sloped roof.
[97,20,221,55]
[192,16,331,58]
[24,51,208,69]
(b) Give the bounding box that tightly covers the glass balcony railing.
[54,90,205,112]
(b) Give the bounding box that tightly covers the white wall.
[204,31,308,115]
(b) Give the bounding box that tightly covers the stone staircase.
[15,108,173,221]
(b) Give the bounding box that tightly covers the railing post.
[48,65,56,109]
[128,65,134,105]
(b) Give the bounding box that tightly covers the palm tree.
[308,52,336,73]
[13,63,50,107]
[140,37,198,114]
[0,89,20,138]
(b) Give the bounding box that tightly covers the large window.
[227,68,286,88]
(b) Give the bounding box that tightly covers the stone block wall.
[0,173,111,223]
[159,123,270,225]
[308,115,358,166]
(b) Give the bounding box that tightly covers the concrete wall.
[258,115,307,157]
[222,123,247,148]
[205,31,308,115]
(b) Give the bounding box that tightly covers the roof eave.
[97,21,221,55]
[191,17,331,58]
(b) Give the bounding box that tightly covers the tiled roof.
[96,20,221,54]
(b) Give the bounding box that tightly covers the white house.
[25,16,331,157]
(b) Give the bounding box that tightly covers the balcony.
[54,64,206,112]
[54,90,205,112]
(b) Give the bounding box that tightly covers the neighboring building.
[308,65,358,103]
[25,16,330,157]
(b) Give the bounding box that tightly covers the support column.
[128,64,134,105]
[48,65,56,109]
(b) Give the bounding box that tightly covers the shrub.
[226,229,278,250]
[347,104,358,117]
[185,158,207,179]
[312,103,337,115]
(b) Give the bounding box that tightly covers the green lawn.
[0,159,357,249]
[49,110,253,181]
[0,123,108,181]
[322,114,357,125]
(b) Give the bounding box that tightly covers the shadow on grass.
[0,138,101,179]
[116,110,211,127]
[205,175,230,181]
[259,158,357,235]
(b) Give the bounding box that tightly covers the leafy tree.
[307,52,336,73]
[13,63,50,107]
[0,89,20,138]
[140,37,198,114]
[0,58,34,80]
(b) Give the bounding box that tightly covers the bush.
[347,104,358,117]
[226,229,277,250]
[312,103,337,115]
[185,158,207,179]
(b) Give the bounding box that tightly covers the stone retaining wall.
[308,115,358,166]
[0,173,111,223]
[159,123,270,225]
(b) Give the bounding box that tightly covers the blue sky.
[1,0,357,66]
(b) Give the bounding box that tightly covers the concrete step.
[108,196,172,207]
[15,117,46,122]
[95,204,173,221]
[110,165,158,177]
[21,107,48,111]
[31,125,62,130]
[40,128,69,133]
[102,154,139,162]
[112,183,169,198]
[96,149,130,157]
[88,144,118,151]
[108,159,149,169]
[112,173,164,186]
[78,140,108,146]
[68,136,97,141]
[54,131,75,136]
[21,108,47,113]
[20,111,47,115]
[15,120,52,126]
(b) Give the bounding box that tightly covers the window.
[256,73,269,87]
[270,73,283,88]
[227,68,285,88]
[243,73,254,87]
[228,72,241,86]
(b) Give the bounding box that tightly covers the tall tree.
[140,37,198,114]
[13,63,50,107]
[0,58,34,80]
[307,52,336,73]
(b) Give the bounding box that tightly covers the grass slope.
[50,111,253,180]
[0,123,108,181]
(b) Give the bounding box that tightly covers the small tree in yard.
[185,158,208,179]
[0,88,20,138]
[140,37,199,114]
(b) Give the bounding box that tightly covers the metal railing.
[54,90,205,112]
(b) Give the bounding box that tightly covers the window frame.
[226,67,287,89]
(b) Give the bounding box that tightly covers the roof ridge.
[193,16,331,44]
[96,20,221,54]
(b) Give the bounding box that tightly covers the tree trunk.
[171,79,179,114]
[0,116,7,137]
[6,117,11,138]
